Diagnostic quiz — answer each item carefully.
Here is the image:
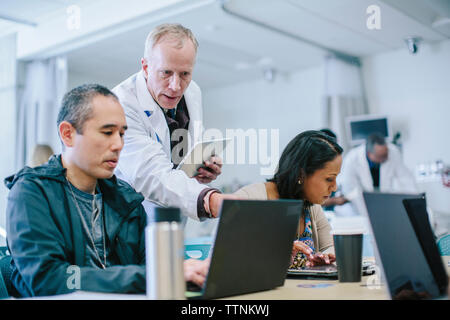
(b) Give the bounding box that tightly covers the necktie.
[168,108,176,120]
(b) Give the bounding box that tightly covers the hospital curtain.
[322,55,368,154]
[0,33,17,244]
[15,56,67,170]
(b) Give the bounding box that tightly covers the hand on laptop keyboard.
[306,253,336,267]
[186,281,203,292]
[184,258,210,287]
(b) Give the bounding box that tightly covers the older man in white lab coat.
[335,132,418,218]
[113,23,231,222]
[340,133,418,196]
[337,133,440,232]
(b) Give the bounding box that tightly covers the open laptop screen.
[402,197,449,296]
[363,192,441,299]
[200,199,302,299]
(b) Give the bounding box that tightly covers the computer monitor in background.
[346,114,391,147]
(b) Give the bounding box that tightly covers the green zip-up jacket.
[4,155,147,297]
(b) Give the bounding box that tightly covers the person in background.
[339,132,418,196]
[319,129,349,210]
[113,23,235,223]
[30,144,54,167]
[339,132,441,232]
[5,84,209,297]
[234,130,343,268]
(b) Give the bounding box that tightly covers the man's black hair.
[366,132,386,153]
[57,84,118,134]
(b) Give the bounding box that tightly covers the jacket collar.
[4,154,67,189]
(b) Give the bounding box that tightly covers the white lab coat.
[337,143,439,233]
[112,70,207,220]
[339,143,418,196]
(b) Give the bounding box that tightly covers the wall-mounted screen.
[346,114,391,146]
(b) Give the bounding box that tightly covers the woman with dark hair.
[234,130,343,268]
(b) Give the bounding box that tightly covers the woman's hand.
[305,253,336,267]
[291,240,315,264]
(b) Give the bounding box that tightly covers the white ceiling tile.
[51,0,449,90]
[0,0,58,21]
[380,0,450,37]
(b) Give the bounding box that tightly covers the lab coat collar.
[136,70,159,115]
[135,70,171,153]
[357,144,374,192]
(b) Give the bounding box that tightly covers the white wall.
[362,39,450,213]
[68,70,123,91]
[202,65,325,190]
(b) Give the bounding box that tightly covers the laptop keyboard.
[186,281,202,292]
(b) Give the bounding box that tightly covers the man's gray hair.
[366,132,386,153]
[143,23,198,59]
[57,84,118,135]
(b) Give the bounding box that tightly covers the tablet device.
[176,138,230,178]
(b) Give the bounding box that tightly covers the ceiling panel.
[58,0,449,90]
[225,0,446,56]
[380,0,450,37]
[0,0,59,21]
[0,0,87,37]
[67,0,326,89]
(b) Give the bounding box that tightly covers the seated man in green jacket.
[5,84,208,297]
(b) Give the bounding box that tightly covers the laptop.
[402,197,449,296]
[287,265,338,278]
[187,199,302,299]
[363,192,447,300]
[286,258,376,278]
